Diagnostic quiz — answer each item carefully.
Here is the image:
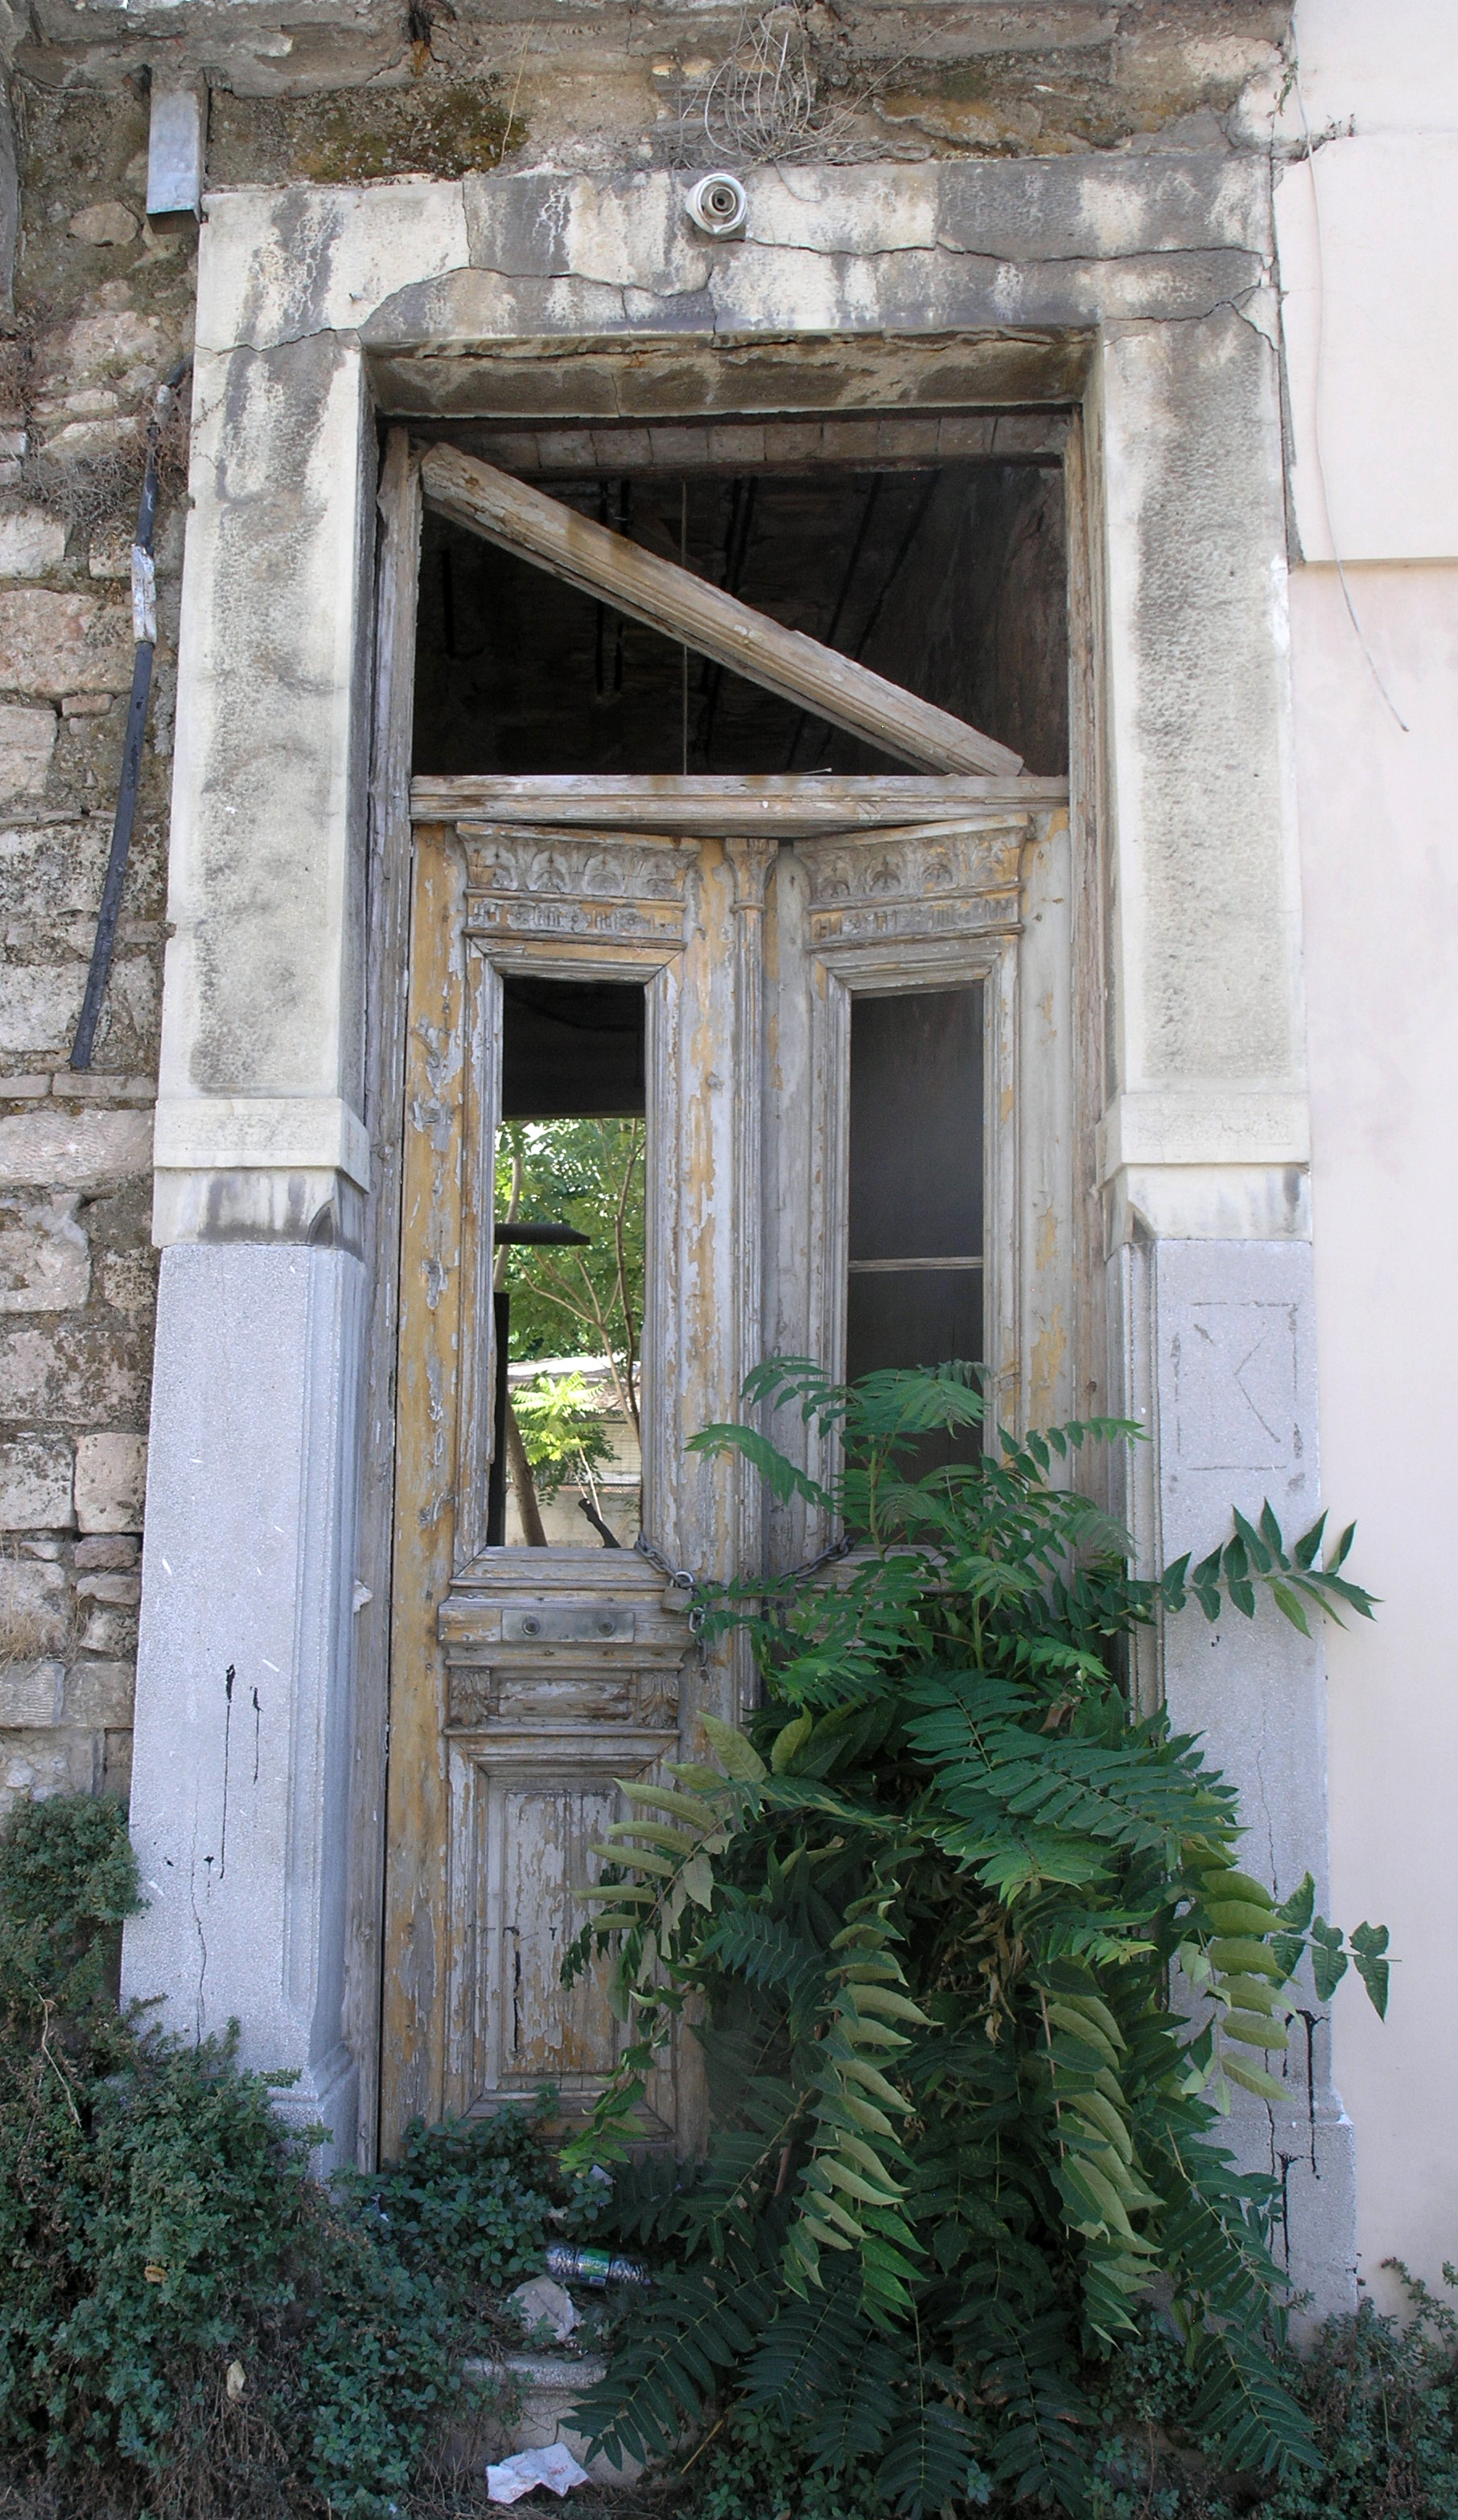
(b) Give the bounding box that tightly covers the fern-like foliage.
[562,1362,1385,2515]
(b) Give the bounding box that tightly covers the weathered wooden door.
[378,774,1069,2154]
[377,439,1068,2154]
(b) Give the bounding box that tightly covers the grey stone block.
[0,1554,72,1661]
[1,1725,98,1810]
[0,1192,89,1313]
[0,1432,73,1530]
[122,1245,364,2169]
[0,702,56,799]
[64,1658,135,1727]
[0,1107,152,1190]
[74,1433,147,1534]
[0,590,131,699]
[0,510,66,575]
[0,1657,64,1726]
[0,1324,149,1425]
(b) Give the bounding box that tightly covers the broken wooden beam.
[418,444,1025,780]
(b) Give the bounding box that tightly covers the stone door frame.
[118,156,1353,2310]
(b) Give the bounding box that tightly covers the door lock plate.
[501,1606,636,1643]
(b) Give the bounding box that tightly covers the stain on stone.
[208,82,520,189]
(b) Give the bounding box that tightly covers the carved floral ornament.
[453,813,1036,946]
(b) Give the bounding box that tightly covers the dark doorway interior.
[412,455,1068,779]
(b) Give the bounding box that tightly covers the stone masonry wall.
[0,80,193,1812]
[0,2,1293,1815]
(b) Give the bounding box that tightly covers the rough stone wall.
[0,80,192,1813]
[0,1,1294,1815]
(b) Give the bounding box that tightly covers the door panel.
[381,786,1069,2155]
[381,817,764,2153]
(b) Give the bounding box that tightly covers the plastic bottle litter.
[544,2242,653,2290]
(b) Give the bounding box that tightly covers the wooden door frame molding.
[344,429,422,2161]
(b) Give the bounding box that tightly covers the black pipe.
[70,356,191,1072]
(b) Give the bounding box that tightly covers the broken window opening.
[489,977,647,1550]
[414,459,1068,780]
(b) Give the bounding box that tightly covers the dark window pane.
[848,990,983,1265]
[846,986,984,1400]
[501,976,645,1120]
[846,1266,984,1384]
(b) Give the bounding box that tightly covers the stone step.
[451,2351,645,2489]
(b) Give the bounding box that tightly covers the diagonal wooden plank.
[418,443,1024,780]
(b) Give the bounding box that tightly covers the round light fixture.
[685,172,748,238]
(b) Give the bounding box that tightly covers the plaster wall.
[1274,0,1458,563]
[1292,566,1458,2304]
[1278,0,1458,2305]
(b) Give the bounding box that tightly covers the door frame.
[352,414,1094,2164]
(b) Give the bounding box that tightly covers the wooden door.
[380,805,772,2151]
[378,778,1070,2156]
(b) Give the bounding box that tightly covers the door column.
[1095,312,1356,2315]
[120,292,375,2165]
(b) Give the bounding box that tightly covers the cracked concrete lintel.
[199,154,1271,356]
[195,179,470,357]
[350,249,1262,366]
[457,157,1271,277]
[706,241,1266,338]
[200,183,1274,363]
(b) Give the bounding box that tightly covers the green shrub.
[675,2287,1458,2520]
[0,1793,553,2518]
[564,1361,1387,2519]
[1258,2272,1458,2520]
[340,2102,558,2314]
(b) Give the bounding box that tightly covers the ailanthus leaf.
[561,1361,1383,2519]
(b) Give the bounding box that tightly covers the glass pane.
[846,986,984,1386]
[846,1267,984,1390]
[490,978,646,1548]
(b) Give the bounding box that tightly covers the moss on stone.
[207,78,522,187]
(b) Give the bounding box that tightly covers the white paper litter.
[507,2275,579,2342]
[484,2444,591,2504]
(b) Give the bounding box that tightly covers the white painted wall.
[1274,0,1458,562]
[1281,0,1458,2308]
